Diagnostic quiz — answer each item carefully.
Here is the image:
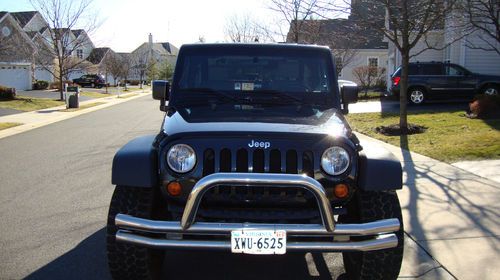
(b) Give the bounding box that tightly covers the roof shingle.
[10,11,37,28]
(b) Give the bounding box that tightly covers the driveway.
[350,98,470,114]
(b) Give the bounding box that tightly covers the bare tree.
[462,0,500,54]
[337,0,460,133]
[118,53,132,89]
[224,13,278,43]
[132,53,150,89]
[103,53,124,86]
[224,14,258,42]
[270,0,327,43]
[30,0,98,100]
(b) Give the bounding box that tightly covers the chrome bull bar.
[115,173,401,252]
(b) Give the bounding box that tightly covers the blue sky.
[1,0,284,52]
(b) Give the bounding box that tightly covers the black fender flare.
[112,135,158,188]
[357,143,402,191]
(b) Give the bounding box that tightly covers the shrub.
[352,66,386,96]
[32,80,49,90]
[0,85,16,100]
[468,94,500,119]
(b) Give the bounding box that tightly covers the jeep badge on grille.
[248,140,271,149]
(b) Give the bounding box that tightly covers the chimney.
[148,33,153,45]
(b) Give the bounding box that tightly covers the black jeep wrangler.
[107,44,404,280]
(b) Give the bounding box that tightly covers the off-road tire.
[341,191,404,280]
[106,186,164,280]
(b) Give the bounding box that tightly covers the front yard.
[346,111,500,163]
[0,96,64,111]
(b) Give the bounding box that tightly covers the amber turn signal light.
[166,181,182,196]
[334,184,349,198]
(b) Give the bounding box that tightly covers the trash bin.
[66,86,80,109]
[68,94,79,108]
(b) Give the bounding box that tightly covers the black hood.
[162,110,351,138]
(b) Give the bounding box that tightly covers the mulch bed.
[375,123,427,136]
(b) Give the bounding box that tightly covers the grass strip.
[0,122,22,131]
[346,111,500,163]
[0,97,64,111]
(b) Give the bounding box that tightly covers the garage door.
[0,65,31,90]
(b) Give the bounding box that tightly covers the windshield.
[170,46,339,124]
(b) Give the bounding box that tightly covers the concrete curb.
[0,91,150,140]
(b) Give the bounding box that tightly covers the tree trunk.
[59,63,64,101]
[399,51,410,134]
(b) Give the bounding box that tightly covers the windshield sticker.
[242,83,254,91]
[234,83,241,90]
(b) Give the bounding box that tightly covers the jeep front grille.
[202,148,314,176]
[199,148,318,220]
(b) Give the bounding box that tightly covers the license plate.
[231,230,286,255]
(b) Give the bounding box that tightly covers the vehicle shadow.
[24,228,110,280]
[25,228,346,280]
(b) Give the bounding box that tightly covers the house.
[386,2,500,83]
[0,12,36,90]
[129,33,178,81]
[285,0,388,84]
[87,47,121,85]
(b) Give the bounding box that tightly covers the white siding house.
[386,4,500,86]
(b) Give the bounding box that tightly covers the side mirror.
[341,85,358,105]
[152,80,170,112]
[152,80,169,101]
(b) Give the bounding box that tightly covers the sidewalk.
[0,91,150,139]
[355,133,499,280]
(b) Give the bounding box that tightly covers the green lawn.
[346,111,500,163]
[0,97,64,111]
[0,122,22,130]
[79,91,110,99]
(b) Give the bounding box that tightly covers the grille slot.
[202,147,314,175]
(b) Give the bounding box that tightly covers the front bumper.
[115,173,400,252]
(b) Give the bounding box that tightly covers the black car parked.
[390,62,500,105]
[72,74,106,88]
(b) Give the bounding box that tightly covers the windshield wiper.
[179,87,243,103]
[251,89,303,104]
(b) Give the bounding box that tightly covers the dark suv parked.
[73,74,106,88]
[390,62,500,105]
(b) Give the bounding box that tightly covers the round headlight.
[321,146,350,175]
[167,144,196,173]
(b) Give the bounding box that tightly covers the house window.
[368,57,379,67]
[77,49,83,59]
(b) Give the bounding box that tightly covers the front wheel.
[106,186,164,280]
[408,88,426,105]
[341,191,404,280]
[482,85,499,96]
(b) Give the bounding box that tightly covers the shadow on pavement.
[25,228,346,280]
[25,228,110,280]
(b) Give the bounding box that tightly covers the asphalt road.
[0,95,346,280]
